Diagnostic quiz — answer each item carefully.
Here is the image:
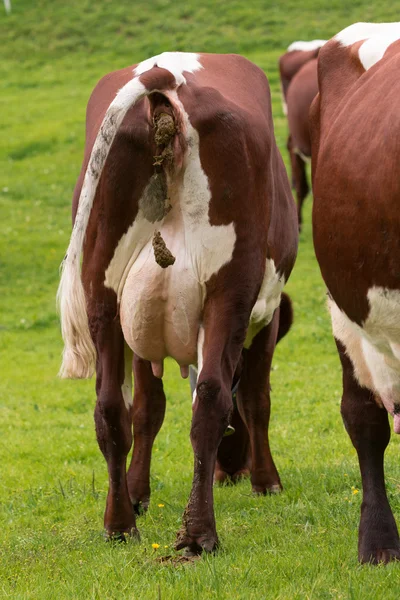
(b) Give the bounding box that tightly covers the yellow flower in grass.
[152,543,160,549]
[352,488,359,495]
[158,503,165,508]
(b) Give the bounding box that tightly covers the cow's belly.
[120,230,202,366]
[329,287,400,433]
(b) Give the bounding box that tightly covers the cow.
[311,22,400,564]
[57,52,298,554]
[279,40,326,229]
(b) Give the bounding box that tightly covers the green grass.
[1,1,400,598]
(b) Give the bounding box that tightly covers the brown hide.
[311,33,400,564]
[63,53,298,553]
[279,47,322,229]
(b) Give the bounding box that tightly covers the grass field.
[1,1,400,598]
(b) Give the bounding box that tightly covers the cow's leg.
[176,297,252,555]
[236,310,282,494]
[336,339,400,564]
[214,400,251,484]
[127,355,166,514]
[215,295,292,487]
[288,137,309,231]
[93,316,137,539]
[191,364,251,485]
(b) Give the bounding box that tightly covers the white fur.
[336,22,400,70]
[193,327,205,404]
[329,287,400,428]
[106,92,236,367]
[293,147,311,163]
[244,259,285,348]
[280,81,288,116]
[58,76,148,378]
[121,345,133,409]
[287,40,326,52]
[134,52,203,85]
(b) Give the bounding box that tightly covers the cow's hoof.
[359,547,400,565]
[252,482,282,495]
[175,530,219,555]
[214,467,250,485]
[132,497,150,516]
[104,527,140,543]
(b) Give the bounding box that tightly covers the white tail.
[57,76,148,378]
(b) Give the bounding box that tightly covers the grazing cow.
[279,40,326,229]
[58,52,298,554]
[311,23,400,564]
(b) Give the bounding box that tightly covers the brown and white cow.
[279,40,326,229]
[58,52,298,553]
[311,23,400,564]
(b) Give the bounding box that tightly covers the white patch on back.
[336,22,400,70]
[244,259,285,348]
[134,52,203,85]
[105,92,236,367]
[287,40,327,52]
[329,287,400,429]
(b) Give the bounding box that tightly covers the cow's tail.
[277,292,293,343]
[57,72,177,379]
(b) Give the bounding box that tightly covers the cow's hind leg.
[192,365,251,485]
[336,339,400,564]
[235,310,282,494]
[214,401,251,484]
[288,136,309,231]
[215,294,292,486]
[176,293,253,555]
[93,316,137,540]
[127,355,166,514]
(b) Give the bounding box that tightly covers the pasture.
[1,0,400,597]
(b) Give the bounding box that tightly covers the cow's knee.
[192,377,231,443]
[196,377,222,404]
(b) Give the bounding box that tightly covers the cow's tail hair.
[277,292,293,343]
[57,75,160,379]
